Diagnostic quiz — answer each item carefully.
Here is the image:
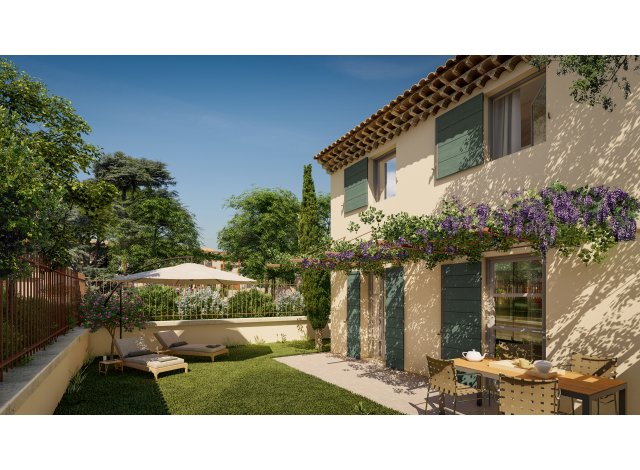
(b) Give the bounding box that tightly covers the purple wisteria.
[300,183,638,273]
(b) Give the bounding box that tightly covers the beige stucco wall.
[0,329,90,415]
[327,60,640,413]
[88,317,329,356]
[330,272,348,356]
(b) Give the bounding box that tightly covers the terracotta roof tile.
[314,55,529,173]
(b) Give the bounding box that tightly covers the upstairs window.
[491,72,546,159]
[374,152,396,201]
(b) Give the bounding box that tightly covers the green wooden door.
[347,272,361,359]
[441,262,482,360]
[385,266,404,370]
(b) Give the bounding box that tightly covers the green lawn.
[55,340,399,415]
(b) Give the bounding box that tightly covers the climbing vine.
[301,183,638,274]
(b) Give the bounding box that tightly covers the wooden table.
[99,359,124,376]
[453,358,627,415]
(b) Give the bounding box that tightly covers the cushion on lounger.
[114,337,152,359]
[170,341,188,348]
[126,349,152,358]
[206,344,223,348]
[154,331,181,348]
[124,354,184,368]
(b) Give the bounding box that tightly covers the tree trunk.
[315,328,323,351]
[108,329,116,360]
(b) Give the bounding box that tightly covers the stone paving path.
[276,352,497,415]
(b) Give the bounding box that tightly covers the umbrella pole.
[119,283,123,339]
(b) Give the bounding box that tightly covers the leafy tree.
[107,194,201,273]
[0,59,116,277]
[298,165,331,350]
[531,55,639,111]
[317,192,331,243]
[217,188,300,280]
[93,151,176,200]
[83,151,203,275]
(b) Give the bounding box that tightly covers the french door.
[487,255,546,360]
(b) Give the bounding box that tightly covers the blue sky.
[6,55,449,248]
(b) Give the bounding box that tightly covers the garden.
[56,339,399,415]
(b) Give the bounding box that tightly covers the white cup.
[102,355,107,361]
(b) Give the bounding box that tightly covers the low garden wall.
[88,316,330,356]
[0,317,329,415]
[0,328,89,415]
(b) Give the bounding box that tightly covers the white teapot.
[462,349,487,362]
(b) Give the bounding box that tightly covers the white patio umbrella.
[112,262,257,286]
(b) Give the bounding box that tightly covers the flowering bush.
[176,287,227,319]
[302,183,638,274]
[80,288,148,357]
[275,290,304,315]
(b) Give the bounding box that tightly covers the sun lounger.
[154,330,230,362]
[113,337,188,380]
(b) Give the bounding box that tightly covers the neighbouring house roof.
[201,247,225,254]
[314,55,529,174]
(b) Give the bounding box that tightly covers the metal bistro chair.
[498,374,560,415]
[569,353,618,415]
[425,355,485,415]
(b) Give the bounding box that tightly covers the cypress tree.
[299,164,331,350]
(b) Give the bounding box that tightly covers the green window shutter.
[343,158,368,213]
[347,272,361,359]
[436,93,484,179]
[385,266,404,370]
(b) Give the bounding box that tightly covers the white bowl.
[533,360,552,374]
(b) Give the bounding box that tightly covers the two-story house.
[313,55,640,413]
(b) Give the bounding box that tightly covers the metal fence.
[84,279,304,321]
[1,257,83,381]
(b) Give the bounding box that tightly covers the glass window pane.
[385,158,396,198]
[494,259,542,294]
[495,334,544,361]
[496,297,542,328]
[491,73,546,159]
[494,261,513,293]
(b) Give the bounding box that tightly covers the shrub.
[275,290,304,315]
[226,288,275,316]
[136,284,177,318]
[176,287,227,319]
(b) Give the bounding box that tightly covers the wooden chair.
[425,355,485,415]
[569,353,618,414]
[498,375,559,415]
[487,341,536,404]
